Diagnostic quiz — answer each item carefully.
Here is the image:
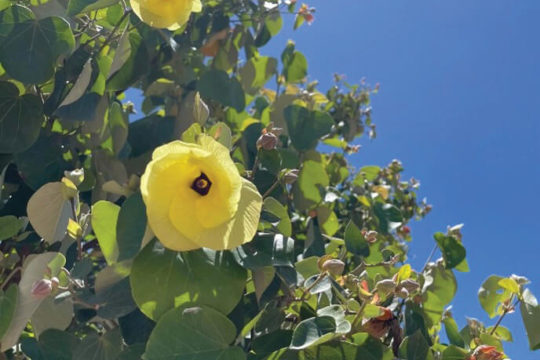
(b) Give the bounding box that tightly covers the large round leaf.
[0,81,43,153]
[284,105,333,151]
[130,240,246,320]
[197,69,245,112]
[0,16,75,84]
[144,306,245,360]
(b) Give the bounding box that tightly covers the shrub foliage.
[0,0,538,359]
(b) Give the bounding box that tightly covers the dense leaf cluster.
[0,0,538,359]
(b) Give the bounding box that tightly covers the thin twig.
[262,180,281,198]
[422,244,438,271]
[1,267,21,290]
[490,298,520,335]
[96,9,132,54]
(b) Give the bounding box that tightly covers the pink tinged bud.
[283,169,299,184]
[365,230,378,244]
[31,279,52,298]
[256,133,278,150]
[322,259,345,276]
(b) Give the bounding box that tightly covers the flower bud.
[396,287,409,298]
[256,133,278,150]
[398,279,420,293]
[322,259,345,276]
[283,169,299,184]
[375,279,396,294]
[365,230,378,244]
[31,279,52,298]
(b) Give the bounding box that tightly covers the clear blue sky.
[262,0,540,358]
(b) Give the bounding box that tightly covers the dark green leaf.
[21,329,79,360]
[434,233,466,270]
[144,306,246,360]
[198,69,245,112]
[443,317,464,347]
[0,81,43,153]
[233,233,294,269]
[73,329,122,360]
[344,220,370,257]
[116,192,146,262]
[399,330,432,360]
[107,31,149,91]
[520,288,540,350]
[284,105,333,151]
[0,17,74,84]
[0,285,17,339]
[290,316,336,350]
[131,240,247,320]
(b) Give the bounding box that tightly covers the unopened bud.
[322,259,345,276]
[256,133,278,150]
[398,279,420,293]
[283,169,299,184]
[31,279,52,298]
[365,230,378,244]
[396,287,409,298]
[375,279,396,294]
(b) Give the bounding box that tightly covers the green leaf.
[127,114,176,158]
[233,233,294,269]
[520,288,540,350]
[441,345,468,360]
[13,133,71,190]
[263,197,292,236]
[30,296,73,336]
[0,215,23,240]
[281,43,307,83]
[0,285,17,339]
[0,16,74,84]
[0,5,35,45]
[73,328,122,360]
[1,252,65,351]
[67,0,119,16]
[27,181,74,244]
[442,317,464,347]
[198,69,245,112]
[144,306,246,360]
[131,240,247,320]
[284,105,333,151]
[116,192,147,262]
[91,200,120,265]
[292,160,329,211]
[422,261,457,326]
[478,275,507,318]
[344,220,370,257]
[107,31,149,91]
[239,55,277,95]
[374,203,402,234]
[0,81,43,153]
[21,329,79,360]
[208,122,233,149]
[498,277,520,294]
[290,316,337,350]
[399,330,433,360]
[433,233,466,270]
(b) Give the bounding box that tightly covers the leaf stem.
[262,180,281,198]
[422,244,438,271]
[490,297,520,335]
[1,266,21,290]
[96,9,132,54]
[299,272,327,301]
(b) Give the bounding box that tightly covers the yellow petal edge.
[140,135,262,251]
[131,0,202,30]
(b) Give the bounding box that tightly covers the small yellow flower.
[131,0,202,30]
[140,135,262,251]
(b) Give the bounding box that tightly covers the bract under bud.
[283,169,299,184]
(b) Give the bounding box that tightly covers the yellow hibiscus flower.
[140,135,262,251]
[131,0,202,30]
